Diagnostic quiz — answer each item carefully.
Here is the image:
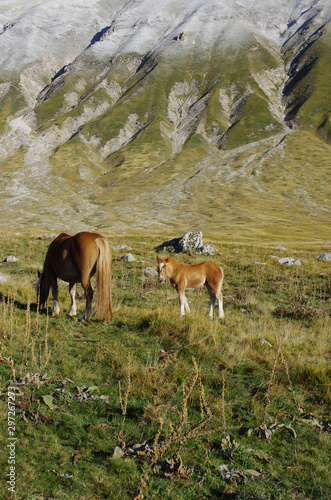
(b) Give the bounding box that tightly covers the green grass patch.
[0,232,330,499]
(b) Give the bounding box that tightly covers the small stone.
[198,244,217,255]
[144,267,158,276]
[316,253,331,261]
[42,233,57,239]
[278,257,302,266]
[113,244,132,251]
[3,256,18,262]
[258,337,272,346]
[120,253,135,262]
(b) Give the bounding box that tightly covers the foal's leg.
[206,282,225,318]
[215,279,225,318]
[50,277,60,317]
[217,290,225,318]
[206,283,217,318]
[184,295,190,314]
[178,284,190,316]
[68,283,77,316]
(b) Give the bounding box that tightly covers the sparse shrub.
[273,301,326,319]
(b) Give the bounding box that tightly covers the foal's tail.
[95,238,113,322]
[218,266,224,287]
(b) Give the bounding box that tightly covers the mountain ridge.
[0,0,330,239]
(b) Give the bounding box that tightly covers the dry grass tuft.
[273,301,327,320]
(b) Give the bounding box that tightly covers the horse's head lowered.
[157,256,170,283]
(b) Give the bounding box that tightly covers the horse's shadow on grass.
[0,292,39,313]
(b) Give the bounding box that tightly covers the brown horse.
[36,232,113,322]
[157,255,224,318]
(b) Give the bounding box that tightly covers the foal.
[157,256,224,318]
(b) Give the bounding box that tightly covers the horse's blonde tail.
[95,238,113,322]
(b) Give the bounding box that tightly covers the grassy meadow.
[0,231,330,499]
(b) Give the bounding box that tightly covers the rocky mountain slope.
[0,0,330,239]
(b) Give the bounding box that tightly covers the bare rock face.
[0,1,330,234]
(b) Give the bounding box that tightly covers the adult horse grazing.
[36,232,113,322]
[157,256,224,318]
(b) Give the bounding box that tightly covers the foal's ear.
[157,255,162,263]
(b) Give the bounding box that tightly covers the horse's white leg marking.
[179,293,190,316]
[52,287,60,317]
[178,287,189,316]
[180,296,186,316]
[215,283,224,318]
[218,268,225,318]
[49,276,59,316]
[69,283,77,316]
[218,293,225,318]
[184,295,190,313]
